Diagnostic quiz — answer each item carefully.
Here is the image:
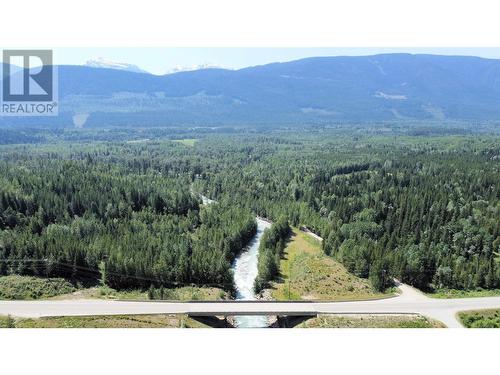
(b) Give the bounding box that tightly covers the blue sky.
[6,47,500,75]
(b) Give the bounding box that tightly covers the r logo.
[2,50,53,102]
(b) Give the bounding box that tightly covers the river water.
[200,194,271,328]
[232,217,272,328]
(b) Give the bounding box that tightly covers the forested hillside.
[3,54,500,127]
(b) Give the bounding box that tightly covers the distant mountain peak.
[165,63,222,74]
[85,57,149,74]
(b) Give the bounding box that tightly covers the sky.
[4,48,500,75]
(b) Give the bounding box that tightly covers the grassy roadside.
[1,275,229,301]
[0,314,208,328]
[268,228,393,301]
[426,289,500,299]
[458,309,500,328]
[54,285,229,301]
[297,314,445,328]
[0,276,75,300]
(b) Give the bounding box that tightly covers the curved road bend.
[1,283,499,327]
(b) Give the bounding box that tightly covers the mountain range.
[2,53,500,127]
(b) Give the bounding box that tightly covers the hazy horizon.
[2,47,499,75]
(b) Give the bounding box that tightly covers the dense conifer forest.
[255,218,291,292]
[193,134,499,292]
[0,142,256,290]
[0,130,498,293]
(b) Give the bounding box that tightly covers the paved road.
[1,283,499,327]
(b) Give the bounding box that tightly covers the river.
[200,194,271,328]
[232,217,272,328]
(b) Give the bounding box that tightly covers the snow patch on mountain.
[85,57,148,74]
[166,63,222,74]
[375,91,407,100]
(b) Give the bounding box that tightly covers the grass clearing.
[426,289,500,299]
[0,275,75,300]
[297,314,445,328]
[269,228,392,301]
[1,314,208,328]
[458,309,500,328]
